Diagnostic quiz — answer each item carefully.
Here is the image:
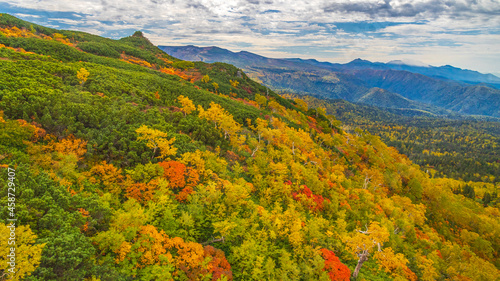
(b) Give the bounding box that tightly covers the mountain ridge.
[159,45,500,117]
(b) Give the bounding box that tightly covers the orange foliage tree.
[320,248,351,281]
[85,161,124,195]
[51,134,87,160]
[158,160,199,202]
[112,224,233,279]
[205,246,233,280]
[120,53,152,68]
[186,245,233,280]
[125,179,159,203]
[16,119,45,142]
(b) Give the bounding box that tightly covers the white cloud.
[14,13,41,18]
[3,0,499,74]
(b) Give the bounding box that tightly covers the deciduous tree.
[344,222,390,278]
[0,224,44,281]
[320,248,350,281]
[136,125,177,159]
[177,95,196,116]
[77,68,89,85]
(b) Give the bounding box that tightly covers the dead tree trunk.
[353,250,369,279]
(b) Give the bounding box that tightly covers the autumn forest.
[0,14,499,281]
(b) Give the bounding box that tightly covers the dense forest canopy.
[0,14,499,281]
[281,94,500,184]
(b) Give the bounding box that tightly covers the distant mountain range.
[159,45,500,118]
[286,57,500,87]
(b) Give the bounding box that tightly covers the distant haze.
[387,59,430,68]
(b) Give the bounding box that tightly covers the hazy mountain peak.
[349,58,372,64]
[388,59,430,67]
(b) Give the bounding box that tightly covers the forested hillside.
[283,94,500,184]
[1,14,499,281]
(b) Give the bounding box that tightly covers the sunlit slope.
[0,14,499,281]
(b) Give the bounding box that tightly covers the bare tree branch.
[202,236,225,246]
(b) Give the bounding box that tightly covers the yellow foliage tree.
[198,102,243,147]
[198,103,224,129]
[201,75,210,83]
[344,222,390,278]
[136,125,177,159]
[379,195,427,229]
[315,106,326,118]
[374,247,417,281]
[415,253,439,281]
[0,223,44,281]
[177,95,196,116]
[77,68,90,85]
[212,82,219,93]
[254,94,267,108]
[229,79,239,88]
[179,150,207,178]
[268,100,286,115]
[294,98,308,112]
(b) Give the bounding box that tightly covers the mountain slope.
[350,69,500,117]
[357,87,421,109]
[1,14,500,281]
[161,46,457,116]
[160,45,500,117]
[283,94,500,182]
[287,57,500,86]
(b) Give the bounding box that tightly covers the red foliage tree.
[321,248,351,281]
[204,245,233,280]
[292,185,329,212]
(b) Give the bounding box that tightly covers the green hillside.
[1,14,499,281]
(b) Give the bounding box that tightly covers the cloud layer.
[2,0,499,74]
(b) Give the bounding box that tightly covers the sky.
[1,0,499,76]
